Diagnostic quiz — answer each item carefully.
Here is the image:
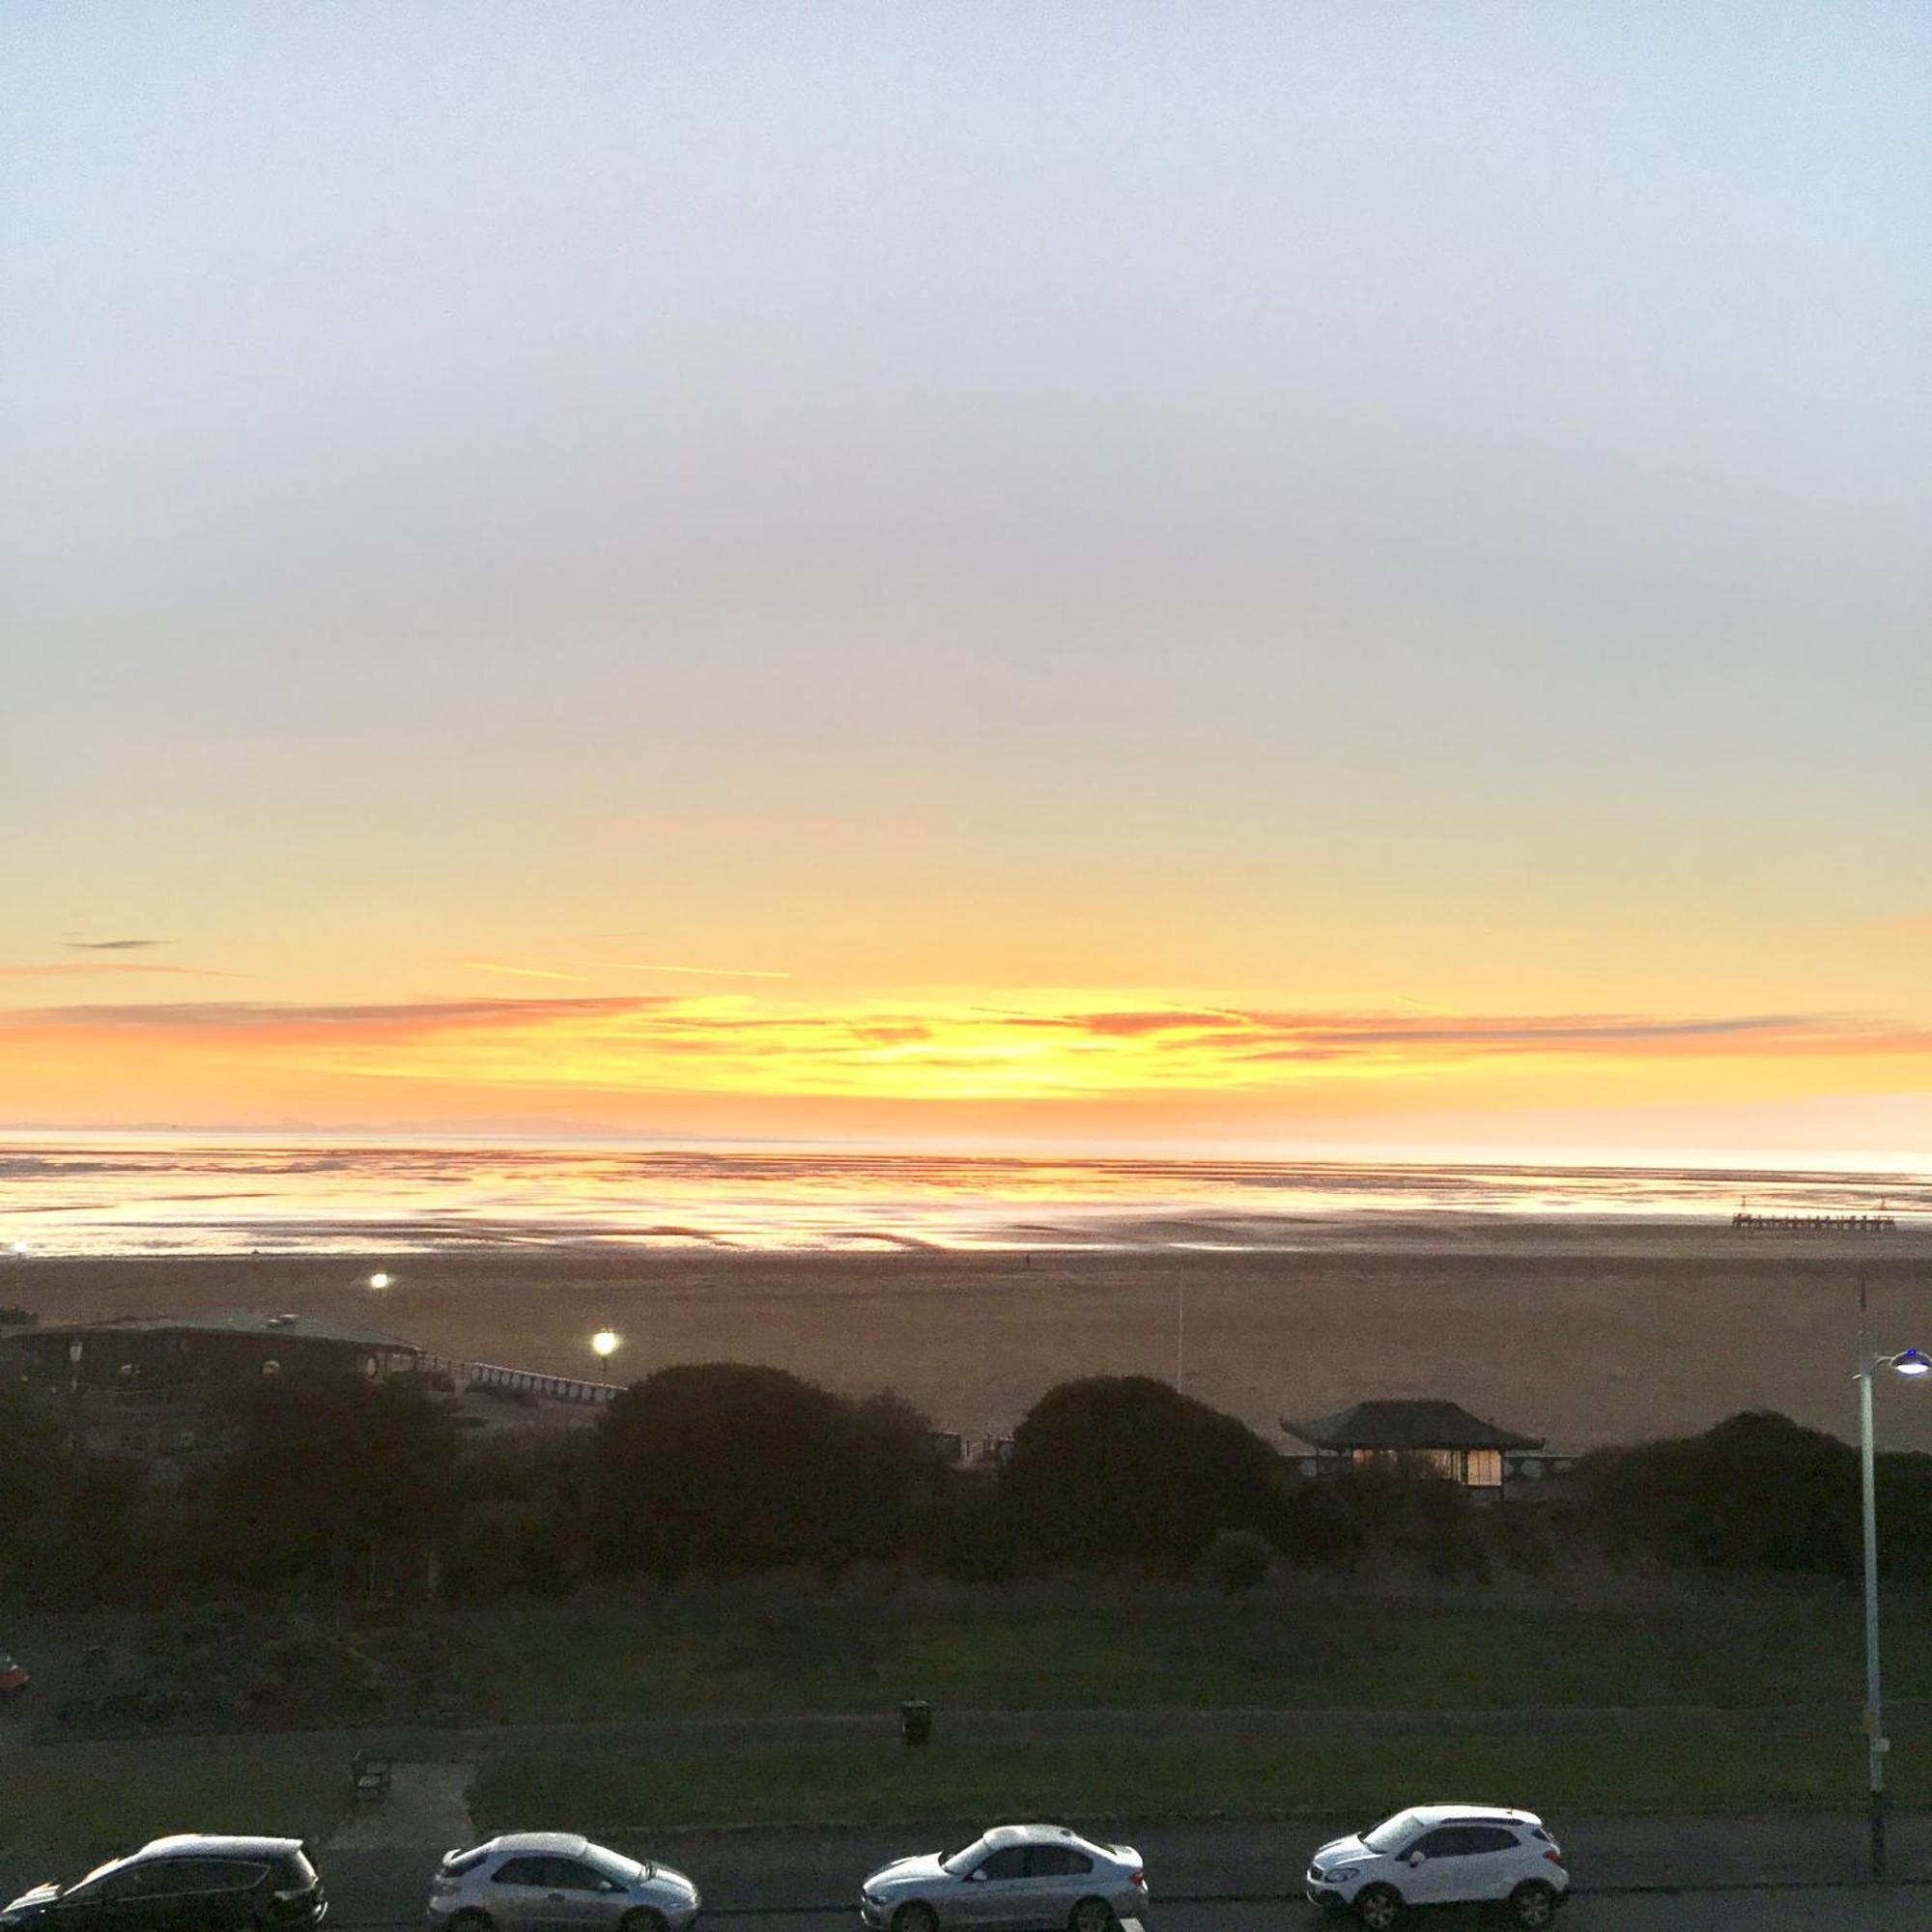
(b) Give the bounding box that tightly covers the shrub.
[1205,1527,1273,1594]
[588,1364,944,1579]
[183,1370,458,1595]
[1578,1411,1864,1577]
[998,1376,1310,1576]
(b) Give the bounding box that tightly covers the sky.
[4,2,1929,1151]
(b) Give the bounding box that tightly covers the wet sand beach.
[7,1222,1932,1453]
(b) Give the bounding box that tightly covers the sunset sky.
[5,3,1929,1151]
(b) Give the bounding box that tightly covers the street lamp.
[1856,1332,1929,1877]
[367,1272,392,1291]
[590,1329,621,1361]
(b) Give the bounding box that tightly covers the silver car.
[426,1835,698,1932]
[860,1824,1147,1932]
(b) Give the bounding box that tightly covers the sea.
[1,1133,1926,1257]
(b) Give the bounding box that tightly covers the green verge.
[0,1759,349,1860]
[451,1584,1932,1722]
[470,1718,1932,1833]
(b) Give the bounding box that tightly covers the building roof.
[25,1309,418,1352]
[1283,1399,1544,1453]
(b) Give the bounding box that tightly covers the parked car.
[0,1650,27,1699]
[0,1835,326,1932]
[425,1834,699,1932]
[1305,1805,1566,1927]
[860,1823,1147,1932]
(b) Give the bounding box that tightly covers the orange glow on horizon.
[4,988,1930,1133]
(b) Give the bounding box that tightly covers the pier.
[1732,1211,1896,1234]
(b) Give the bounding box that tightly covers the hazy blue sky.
[5,3,1929,1143]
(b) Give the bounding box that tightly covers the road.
[98,1838,1932,1932]
[8,1838,1932,1930]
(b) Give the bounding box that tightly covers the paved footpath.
[16,1696,1932,1770]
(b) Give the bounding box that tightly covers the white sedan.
[861,1824,1146,1932]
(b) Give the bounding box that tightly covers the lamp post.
[1855,1325,1929,1879]
[66,1337,84,1458]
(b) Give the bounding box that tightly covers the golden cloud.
[4,992,1929,1105]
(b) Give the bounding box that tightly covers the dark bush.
[444,1431,597,1598]
[1578,1410,1869,1577]
[1324,1456,1490,1580]
[589,1364,943,1579]
[183,1370,458,1595]
[1205,1527,1274,1593]
[998,1376,1310,1576]
[0,1387,164,1608]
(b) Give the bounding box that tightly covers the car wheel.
[619,1913,668,1932]
[1352,1885,1404,1930]
[449,1914,493,1932]
[1067,1900,1114,1932]
[1506,1881,1558,1927]
[891,1906,938,1932]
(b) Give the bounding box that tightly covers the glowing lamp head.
[368,1272,392,1291]
[590,1329,621,1359]
[1892,1349,1932,1378]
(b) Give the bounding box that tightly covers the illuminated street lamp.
[590,1329,621,1362]
[368,1272,392,1291]
[1856,1333,1929,1877]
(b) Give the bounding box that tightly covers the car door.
[1399,1828,1470,1905]
[194,1860,272,1932]
[1019,1846,1091,1928]
[539,1860,620,1932]
[957,1845,1032,1927]
[1456,1825,1522,1900]
[486,1857,556,1932]
[111,1861,206,1932]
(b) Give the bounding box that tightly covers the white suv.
[1305,1804,1567,1927]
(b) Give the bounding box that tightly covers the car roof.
[1402,1805,1539,1829]
[982,1825,1098,1850]
[487,1834,592,1858]
[136,1838,304,1860]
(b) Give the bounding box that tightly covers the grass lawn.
[450,1579,1932,1722]
[0,1758,349,1858]
[470,1713,1932,1833]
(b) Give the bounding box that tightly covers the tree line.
[2,1364,1926,1608]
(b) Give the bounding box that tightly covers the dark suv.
[0,1837,327,1932]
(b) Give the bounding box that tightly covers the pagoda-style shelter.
[1282,1398,1555,1497]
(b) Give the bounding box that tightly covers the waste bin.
[900,1699,932,1747]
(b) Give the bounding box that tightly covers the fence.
[1732,1212,1897,1234]
[465,1360,622,1405]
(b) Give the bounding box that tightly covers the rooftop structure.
[1283,1398,1557,1496]
[0,1307,421,1390]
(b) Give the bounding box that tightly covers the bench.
[350,1750,393,1804]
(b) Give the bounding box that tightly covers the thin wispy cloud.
[14,995,660,1032]
[62,936,167,951]
[0,962,241,980]
[605,961,794,980]
[464,961,593,982]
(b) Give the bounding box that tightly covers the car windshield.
[582,1847,652,1885]
[64,1862,125,1893]
[941,1840,988,1877]
[1361,1812,1424,1855]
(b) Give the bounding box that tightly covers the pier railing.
[1733,1212,1897,1234]
[465,1360,622,1405]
